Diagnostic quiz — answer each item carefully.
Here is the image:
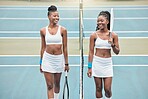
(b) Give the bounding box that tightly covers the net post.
[79,0,84,99]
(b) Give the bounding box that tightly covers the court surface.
[0,5,148,99]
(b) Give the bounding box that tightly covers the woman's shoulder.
[111,32,118,38]
[40,26,46,31]
[40,27,46,35]
[90,31,97,39]
[60,25,67,33]
[91,31,98,36]
[60,25,67,31]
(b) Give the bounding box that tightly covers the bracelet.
[65,63,69,66]
[88,62,92,69]
[40,59,42,65]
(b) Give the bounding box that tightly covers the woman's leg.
[94,77,103,98]
[44,72,54,99]
[54,73,62,99]
[103,77,112,98]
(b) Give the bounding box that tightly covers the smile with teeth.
[99,24,103,28]
[54,19,59,23]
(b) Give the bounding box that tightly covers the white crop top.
[45,25,62,45]
[95,33,111,49]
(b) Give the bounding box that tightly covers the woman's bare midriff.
[95,48,111,58]
[45,44,62,55]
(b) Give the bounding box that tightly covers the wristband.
[88,62,92,69]
[40,59,42,65]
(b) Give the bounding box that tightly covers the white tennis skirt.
[41,51,64,73]
[92,55,113,78]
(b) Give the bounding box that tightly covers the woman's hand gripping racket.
[108,8,114,46]
[63,71,69,99]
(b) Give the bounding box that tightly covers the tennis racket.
[63,71,69,99]
[109,8,114,44]
[110,8,114,38]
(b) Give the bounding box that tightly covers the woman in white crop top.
[39,5,69,99]
[87,11,120,99]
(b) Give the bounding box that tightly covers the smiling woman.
[39,5,69,99]
[87,10,120,99]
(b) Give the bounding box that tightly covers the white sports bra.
[95,33,111,49]
[45,25,62,45]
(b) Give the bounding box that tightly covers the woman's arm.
[88,33,95,63]
[62,27,69,71]
[87,33,95,77]
[40,28,46,59]
[40,28,46,73]
[112,33,120,55]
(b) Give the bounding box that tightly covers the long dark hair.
[47,5,57,16]
[96,11,110,31]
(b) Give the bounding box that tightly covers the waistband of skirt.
[93,55,112,60]
[44,51,63,57]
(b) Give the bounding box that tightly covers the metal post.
[79,0,84,99]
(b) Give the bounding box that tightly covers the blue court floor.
[0,55,148,99]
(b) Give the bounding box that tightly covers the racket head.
[63,71,69,99]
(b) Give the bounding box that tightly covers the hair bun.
[48,5,57,12]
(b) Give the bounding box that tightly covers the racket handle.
[65,71,68,77]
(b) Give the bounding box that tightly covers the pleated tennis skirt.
[41,51,64,73]
[92,55,113,78]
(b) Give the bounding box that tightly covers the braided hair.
[47,5,58,16]
[96,11,110,31]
